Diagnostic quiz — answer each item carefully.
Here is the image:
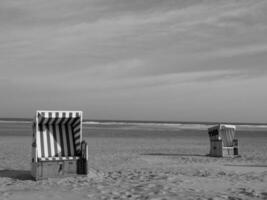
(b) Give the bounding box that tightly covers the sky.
[0,0,267,123]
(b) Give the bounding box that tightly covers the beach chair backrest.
[220,125,236,147]
[33,111,82,161]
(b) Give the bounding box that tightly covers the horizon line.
[0,117,266,126]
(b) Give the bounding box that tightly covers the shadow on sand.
[141,153,208,157]
[0,169,33,180]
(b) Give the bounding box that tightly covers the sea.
[0,119,266,137]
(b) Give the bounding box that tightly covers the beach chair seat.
[31,111,88,180]
[208,124,239,157]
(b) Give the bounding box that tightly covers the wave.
[83,121,213,130]
[0,120,266,130]
[83,121,267,130]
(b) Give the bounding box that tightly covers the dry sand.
[0,123,266,200]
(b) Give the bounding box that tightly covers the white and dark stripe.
[55,124,62,156]
[37,111,81,125]
[43,125,49,157]
[72,113,81,152]
[40,125,45,158]
[221,128,235,147]
[49,124,55,157]
[36,125,42,158]
[35,111,82,160]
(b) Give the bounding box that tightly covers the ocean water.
[0,121,266,138]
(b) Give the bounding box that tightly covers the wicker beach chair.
[31,111,88,180]
[208,124,239,157]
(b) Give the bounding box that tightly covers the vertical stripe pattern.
[35,111,82,159]
[221,128,235,147]
[36,125,42,158]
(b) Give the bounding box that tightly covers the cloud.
[201,44,267,58]
[1,0,267,120]
[6,67,250,93]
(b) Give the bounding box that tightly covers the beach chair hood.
[208,124,236,147]
[32,111,82,162]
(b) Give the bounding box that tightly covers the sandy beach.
[0,122,266,200]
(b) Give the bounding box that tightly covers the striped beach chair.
[208,124,239,157]
[31,111,88,180]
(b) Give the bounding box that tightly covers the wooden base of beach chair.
[32,159,88,180]
[32,160,76,180]
[222,147,238,157]
[78,140,88,175]
[209,139,239,158]
[209,140,223,157]
[32,141,88,180]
